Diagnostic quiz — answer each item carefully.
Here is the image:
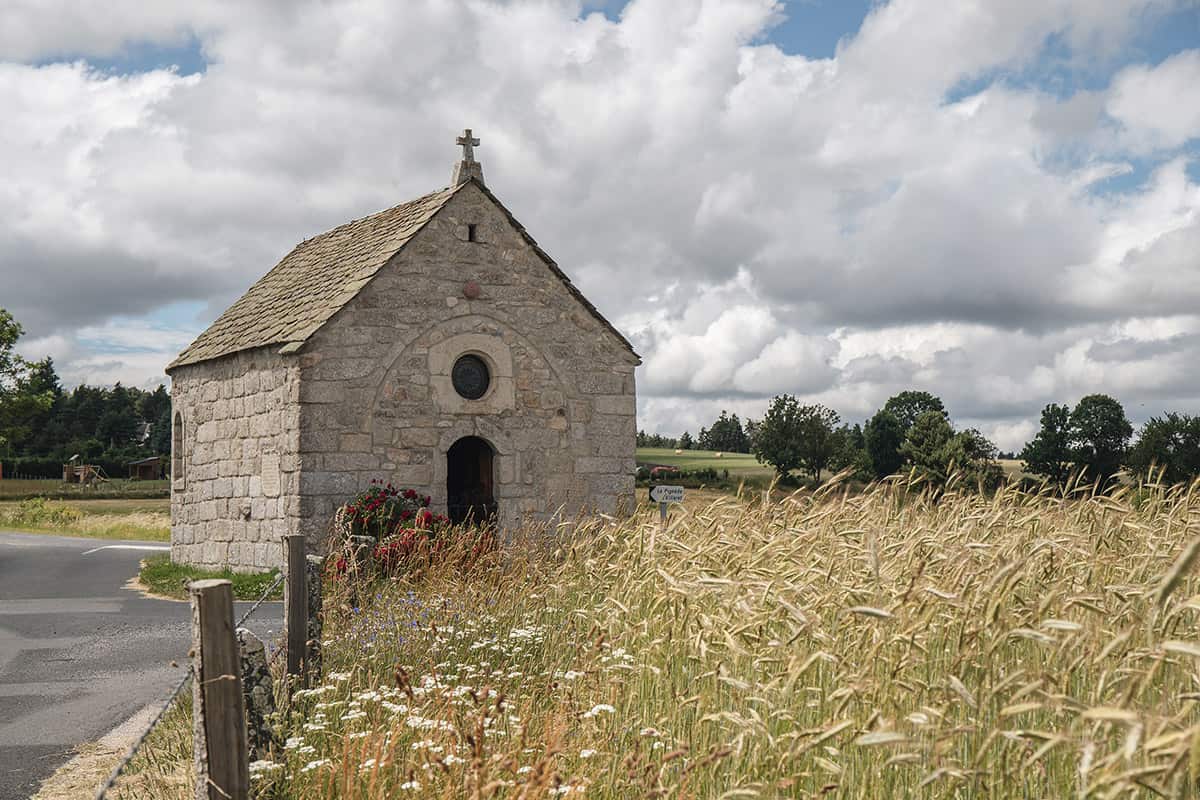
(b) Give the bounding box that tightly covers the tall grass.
[112,476,1200,798]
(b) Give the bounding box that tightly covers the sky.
[2,0,1199,452]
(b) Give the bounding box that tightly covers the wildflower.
[561,670,585,681]
[400,780,421,791]
[581,704,616,719]
[301,759,330,773]
[517,766,534,775]
[249,760,282,778]
[580,749,597,758]
[283,737,304,750]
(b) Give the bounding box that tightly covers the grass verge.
[139,553,282,601]
[0,497,169,541]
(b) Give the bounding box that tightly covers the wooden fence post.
[282,534,308,683]
[190,579,249,800]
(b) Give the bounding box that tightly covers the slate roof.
[169,179,638,371]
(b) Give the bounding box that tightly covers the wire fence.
[93,572,285,800]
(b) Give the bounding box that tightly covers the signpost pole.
[648,484,684,559]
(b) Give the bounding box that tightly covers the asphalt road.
[0,531,281,799]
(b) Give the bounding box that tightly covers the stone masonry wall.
[170,347,301,570]
[295,183,638,545]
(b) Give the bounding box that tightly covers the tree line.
[638,410,753,454]
[0,309,170,478]
[1020,396,1200,488]
[643,390,1200,491]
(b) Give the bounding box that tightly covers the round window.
[452,354,491,400]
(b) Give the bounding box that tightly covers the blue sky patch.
[37,34,207,76]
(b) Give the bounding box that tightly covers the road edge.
[30,703,161,800]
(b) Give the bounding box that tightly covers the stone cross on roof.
[457,129,479,162]
[452,128,484,186]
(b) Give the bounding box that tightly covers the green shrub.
[4,496,83,527]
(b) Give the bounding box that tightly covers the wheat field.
[114,475,1200,798]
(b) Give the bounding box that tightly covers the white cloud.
[1108,49,1200,151]
[0,0,1197,451]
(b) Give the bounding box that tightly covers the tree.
[1126,413,1200,485]
[751,395,805,476]
[883,391,947,434]
[150,407,173,456]
[796,404,840,479]
[945,427,1005,491]
[678,431,694,450]
[1020,403,1073,487]
[700,411,749,453]
[829,423,873,481]
[0,309,53,456]
[901,412,1002,490]
[1069,394,1132,487]
[743,418,760,451]
[138,384,171,423]
[864,409,905,478]
[900,411,955,482]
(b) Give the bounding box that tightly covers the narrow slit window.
[467,224,478,242]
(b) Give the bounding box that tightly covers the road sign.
[649,484,685,504]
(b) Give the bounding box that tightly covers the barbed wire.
[237,572,285,628]
[94,572,285,799]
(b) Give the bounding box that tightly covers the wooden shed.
[128,456,164,481]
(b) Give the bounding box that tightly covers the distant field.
[637,447,773,476]
[642,450,1033,483]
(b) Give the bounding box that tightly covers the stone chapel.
[167,131,639,570]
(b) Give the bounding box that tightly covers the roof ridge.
[167,178,639,371]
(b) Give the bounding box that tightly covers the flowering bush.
[330,480,497,579]
[338,481,441,541]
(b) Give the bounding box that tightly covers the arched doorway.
[446,436,497,526]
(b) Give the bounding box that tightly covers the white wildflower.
[400,779,421,790]
[301,758,330,773]
[580,749,597,759]
[581,704,616,719]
